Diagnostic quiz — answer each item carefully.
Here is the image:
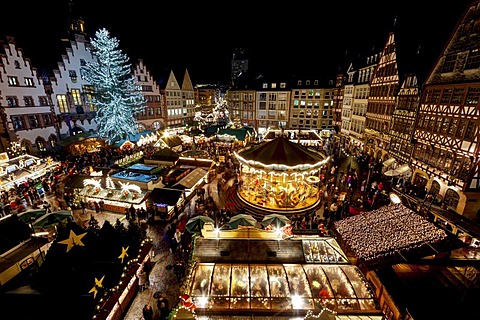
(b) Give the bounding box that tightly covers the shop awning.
[395,164,412,175]
[382,157,396,167]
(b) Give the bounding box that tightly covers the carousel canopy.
[237,136,324,167]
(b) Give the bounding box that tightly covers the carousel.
[234,135,329,212]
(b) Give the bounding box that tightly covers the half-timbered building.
[364,32,400,162]
[412,0,480,218]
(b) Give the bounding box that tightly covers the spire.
[64,0,86,41]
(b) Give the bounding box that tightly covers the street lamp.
[365,163,375,193]
[29,222,46,262]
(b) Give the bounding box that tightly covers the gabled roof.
[236,136,324,167]
[148,147,180,163]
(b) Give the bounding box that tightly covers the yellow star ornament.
[89,275,105,299]
[118,246,129,263]
[58,230,87,252]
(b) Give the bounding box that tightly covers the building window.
[69,70,78,82]
[465,87,480,105]
[28,115,39,128]
[465,49,480,70]
[7,76,18,86]
[12,116,25,130]
[43,114,52,126]
[39,96,49,106]
[83,85,97,111]
[24,77,34,87]
[80,59,86,66]
[23,96,35,106]
[14,60,20,68]
[57,94,68,113]
[441,54,456,73]
[6,96,18,107]
[71,89,82,105]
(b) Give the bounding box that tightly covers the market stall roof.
[148,147,180,162]
[217,128,251,141]
[172,167,207,190]
[193,237,349,264]
[148,187,183,206]
[161,135,183,148]
[188,262,382,316]
[334,203,466,270]
[57,132,101,147]
[236,136,325,167]
[382,157,396,167]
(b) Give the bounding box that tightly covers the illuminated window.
[24,77,34,86]
[57,94,68,113]
[8,76,18,86]
[71,89,82,105]
[83,85,97,111]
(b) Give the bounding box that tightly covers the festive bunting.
[58,230,87,252]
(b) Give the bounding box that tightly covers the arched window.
[35,137,47,152]
[430,180,441,196]
[444,189,460,209]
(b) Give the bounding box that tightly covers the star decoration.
[89,275,105,299]
[118,246,129,263]
[95,275,105,288]
[58,230,87,252]
[89,286,98,299]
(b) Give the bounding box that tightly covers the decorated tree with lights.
[82,28,145,144]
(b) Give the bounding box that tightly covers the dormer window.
[69,70,78,83]
[262,83,268,88]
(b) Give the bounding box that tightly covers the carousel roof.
[237,136,324,166]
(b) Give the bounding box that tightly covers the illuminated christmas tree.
[82,28,145,144]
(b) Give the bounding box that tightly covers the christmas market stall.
[172,223,384,320]
[234,135,329,213]
[58,132,106,155]
[0,153,60,193]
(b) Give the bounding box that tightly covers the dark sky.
[0,0,473,84]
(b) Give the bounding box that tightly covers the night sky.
[0,0,473,84]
